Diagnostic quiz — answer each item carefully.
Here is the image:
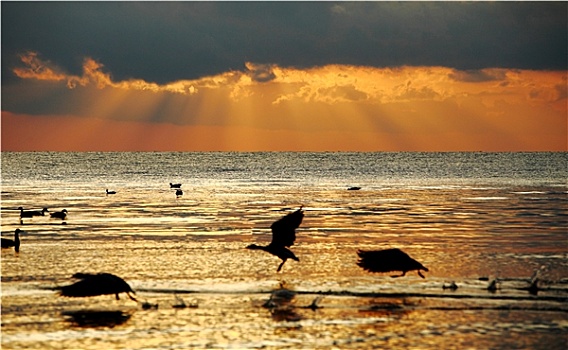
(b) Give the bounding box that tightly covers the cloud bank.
[2,2,566,85]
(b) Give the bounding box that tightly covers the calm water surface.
[1,152,567,349]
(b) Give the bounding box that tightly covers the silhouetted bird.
[19,207,49,218]
[442,281,459,290]
[247,207,304,272]
[176,189,183,196]
[348,186,362,191]
[19,207,34,219]
[50,209,68,220]
[170,183,182,189]
[526,266,545,295]
[357,248,429,278]
[58,273,137,301]
[106,189,116,195]
[487,278,500,292]
[1,229,22,253]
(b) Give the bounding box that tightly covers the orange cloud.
[12,51,67,82]
[14,51,200,94]
[13,52,566,109]
[5,52,567,151]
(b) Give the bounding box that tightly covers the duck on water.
[1,229,22,253]
[50,209,68,220]
[19,207,49,218]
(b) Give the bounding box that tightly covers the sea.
[1,152,567,350]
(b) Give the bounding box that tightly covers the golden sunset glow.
[3,0,567,152]
[3,51,565,151]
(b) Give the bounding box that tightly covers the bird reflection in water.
[62,310,132,328]
[360,298,414,321]
[263,288,302,322]
[261,284,323,322]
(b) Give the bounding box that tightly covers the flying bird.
[50,209,68,220]
[170,183,182,188]
[247,207,304,272]
[1,229,22,253]
[357,248,429,278]
[58,273,137,301]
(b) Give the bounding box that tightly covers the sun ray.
[4,53,566,151]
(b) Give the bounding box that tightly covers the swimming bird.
[50,209,68,220]
[19,207,49,217]
[106,189,116,195]
[18,207,34,219]
[58,273,137,301]
[1,229,22,253]
[170,183,182,189]
[487,278,500,292]
[176,189,183,197]
[246,207,304,272]
[442,281,459,290]
[526,266,545,295]
[357,248,429,278]
[348,186,362,191]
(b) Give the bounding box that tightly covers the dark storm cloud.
[2,2,566,85]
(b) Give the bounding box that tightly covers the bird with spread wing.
[247,207,304,272]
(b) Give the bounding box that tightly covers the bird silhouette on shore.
[357,248,429,278]
[50,209,68,220]
[58,273,137,301]
[247,207,304,272]
[1,229,22,253]
[170,183,182,189]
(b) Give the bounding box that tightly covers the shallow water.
[1,152,567,349]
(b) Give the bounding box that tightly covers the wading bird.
[50,209,68,220]
[106,189,116,195]
[58,273,137,301]
[247,207,304,272]
[170,183,182,188]
[1,229,22,253]
[357,248,429,278]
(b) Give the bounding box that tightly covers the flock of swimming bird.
[10,181,520,306]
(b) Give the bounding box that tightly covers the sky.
[1,1,566,152]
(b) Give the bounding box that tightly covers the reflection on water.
[1,152,567,349]
[62,310,132,328]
